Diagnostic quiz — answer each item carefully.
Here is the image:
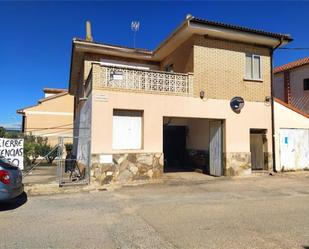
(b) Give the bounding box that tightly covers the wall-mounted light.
[264,96,271,105]
[265,96,271,103]
[200,90,205,99]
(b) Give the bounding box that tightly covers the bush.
[0,127,6,138]
[65,143,73,152]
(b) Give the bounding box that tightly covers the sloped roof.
[274,98,309,118]
[274,57,309,74]
[43,88,67,94]
[39,92,68,103]
[17,92,69,114]
[190,17,292,42]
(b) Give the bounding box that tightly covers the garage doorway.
[163,117,224,176]
[250,129,267,170]
[163,126,187,172]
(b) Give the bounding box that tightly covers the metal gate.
[209,120,223,176]
[57,136,91,187]
[279,128,309,171]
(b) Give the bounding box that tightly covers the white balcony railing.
[98,65,193,95]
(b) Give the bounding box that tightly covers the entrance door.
[250,133,264,170]
[209,121,223,176]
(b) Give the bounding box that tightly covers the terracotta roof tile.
[191,17,292,41]
[43,88,67,94]
[274,57,309,74]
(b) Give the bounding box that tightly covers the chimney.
[86,21,93,42]
[186,14,193,20]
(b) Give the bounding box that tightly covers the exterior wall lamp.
[264,96,271,106]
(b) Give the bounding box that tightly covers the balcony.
[85,63,193,96]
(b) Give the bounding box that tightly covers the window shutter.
[253,56,261,79]
[246,55,252,79]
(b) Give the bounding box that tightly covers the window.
[245,54,262,80]
[165,64,174,72]
[304,78,309,90]
[112,110,143,150]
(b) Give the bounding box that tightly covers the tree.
[0,127,6,138]
[41,144,59,164]
[23,135,49,165]
[65,143,73,152]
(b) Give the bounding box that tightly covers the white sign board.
[0,138,24,169]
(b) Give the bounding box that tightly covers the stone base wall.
[224,152,251,176]
[224,152,273,176]
[91,153,163,185]
[264,153,273,171]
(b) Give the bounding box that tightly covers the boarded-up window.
[112,110,143,150]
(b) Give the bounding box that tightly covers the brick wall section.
[194,36,271,101]
[82,35,272,102]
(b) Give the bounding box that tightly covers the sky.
[1,1,309,128]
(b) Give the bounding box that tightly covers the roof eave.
[190,18,292,44]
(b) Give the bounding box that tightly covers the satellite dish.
[230,97,245,113]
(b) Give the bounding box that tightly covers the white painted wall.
[279,128,309,170]
[91,90,272,155]
[274,100,309,171]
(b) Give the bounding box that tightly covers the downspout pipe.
[271,37,283,173]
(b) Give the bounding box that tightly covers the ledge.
[243,78,263,83]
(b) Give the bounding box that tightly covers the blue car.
[0,156,24,201]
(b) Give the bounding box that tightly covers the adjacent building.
[69,16,292,184]
[274,57,309,114]
[17,88,74,146]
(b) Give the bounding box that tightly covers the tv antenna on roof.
[131,21,140,48]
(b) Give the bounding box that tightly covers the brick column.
[283,71,291,104]
[91,62,102,88]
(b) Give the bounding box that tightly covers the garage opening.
[163,117,224,176]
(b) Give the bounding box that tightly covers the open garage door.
[209,120,223,176]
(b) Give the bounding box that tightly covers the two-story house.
[274,57,309,114]
[17,88,74,146]
[69,16,291,184]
